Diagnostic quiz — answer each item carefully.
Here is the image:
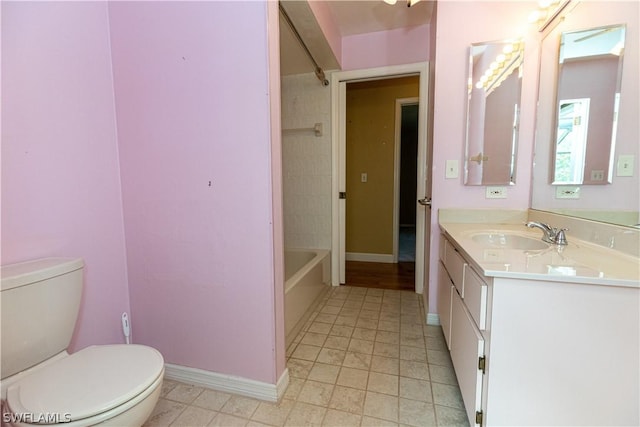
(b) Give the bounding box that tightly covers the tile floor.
[144,286,469,427]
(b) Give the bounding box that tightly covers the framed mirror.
[532,0,639,228]
[464,39,524,186]
[551,24,626,185]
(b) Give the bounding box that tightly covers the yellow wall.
[346,76,420,256]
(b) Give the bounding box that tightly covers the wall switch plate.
[361,173,368,183]
[486,186,507,199]
[445,160,459,179]
[556,186,580,199]
[617,155,634,177]
[590,170,604,181]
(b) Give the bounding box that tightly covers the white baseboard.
[426,313,440,325]
[164,363,289,403]
[346,252,394,263]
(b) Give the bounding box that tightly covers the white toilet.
[1,258,164,426]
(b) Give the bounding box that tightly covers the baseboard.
[164,363,289,403]
[346,252,394,263]
[426,313,440,325]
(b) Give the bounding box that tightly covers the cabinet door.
[437,262,453,349]
[451,291,484,426]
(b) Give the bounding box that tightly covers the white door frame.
[393,98,420,263]
[330,62,429,294]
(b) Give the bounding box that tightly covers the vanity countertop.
[439,222,640,288]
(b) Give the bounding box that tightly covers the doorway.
[330,63,431,294]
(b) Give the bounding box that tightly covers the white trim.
[331,62,429,293]
[346,252,394,263]
[164,364,290,403]
[426,313,440,326]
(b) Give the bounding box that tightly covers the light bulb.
[383,0,397,4]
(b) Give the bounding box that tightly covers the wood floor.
[344,260,415,291]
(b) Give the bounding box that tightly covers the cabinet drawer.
[444,239,466,297]
[464,266,488,330]
[437,262,453,350]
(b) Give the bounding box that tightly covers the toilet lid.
[6,344,164,423]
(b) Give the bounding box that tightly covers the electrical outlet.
[485,186,507,199]
[617,155,634,177]
[556,186,580,199]
[361,173,368,183]
[590,170,604,181]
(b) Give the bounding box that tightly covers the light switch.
[617,155,634,177]
[445,160,459,179]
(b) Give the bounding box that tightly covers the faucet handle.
[554,229,568,245]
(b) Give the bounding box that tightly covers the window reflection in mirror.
[465,39,523,186]
[551,24,625,185]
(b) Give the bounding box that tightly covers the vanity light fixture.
[529,0,571,32]
[475,41,524,95]
[383,0,421,7]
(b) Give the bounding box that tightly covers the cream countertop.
[439,222,640,288]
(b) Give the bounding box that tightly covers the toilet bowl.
[1,258,164,426]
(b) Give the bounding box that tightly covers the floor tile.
[208,413,248,427]
[170,405,216,426]
[399,377,432,402]
[284,402,326,427]
[352,327,377,341]
[361,416,398,427]
[291,344,321,362]
[316,348,346,365]
[363,391,399,422]
[373,341,400,358]
[348,338,375,355]
[220,396,260,419]
[337,367,369,390]
[342,351,372,370]
[192,389,232,411]
[435,404,470,426]
[165,383,204,404]
[328,385,366,414]
[429,364,458,386]
[322,409,362,427]
[287,358,314,379]
[370,355,399,375]
[301,332,328,347]
[307,362,340,384]
[431,382,465,410]
[399,398,437,426]
[250,399,294,426]
[400,360,430,381]
[323,336,350,351]
[367,372,399,396]
[297,380,334,406]
[144,398,186,426]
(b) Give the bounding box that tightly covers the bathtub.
[285,249,331,347]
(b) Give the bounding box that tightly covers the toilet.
[1,258,164,426]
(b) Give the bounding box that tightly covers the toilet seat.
[6,344,164,424]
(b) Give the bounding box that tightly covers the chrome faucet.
[525,221,568,245]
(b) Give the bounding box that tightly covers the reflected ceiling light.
[475,41,524,95]
[383,0,421,7]
[529,0,571,31]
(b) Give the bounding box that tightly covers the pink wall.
[342,25,431,71]
[308,1,343,68]
[1,2,131,350]
[108,1,282,384]
[429,1,539,314]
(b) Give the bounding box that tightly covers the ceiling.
[279,0,435,76]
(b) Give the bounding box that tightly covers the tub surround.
[437,208,639,425]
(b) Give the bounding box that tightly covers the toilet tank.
[1,258,84,379]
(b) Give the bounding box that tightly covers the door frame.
[393,98,419,263]
[330,62,429,293]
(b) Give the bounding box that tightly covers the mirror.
[532,0,639,228]
[464,39,524,186]
[551,25,626,185]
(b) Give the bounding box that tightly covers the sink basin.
[471,232,549,250]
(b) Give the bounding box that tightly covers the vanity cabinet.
[438,235,487,426]
[437,231,640,426]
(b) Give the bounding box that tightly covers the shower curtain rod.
[278,2,330,86]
